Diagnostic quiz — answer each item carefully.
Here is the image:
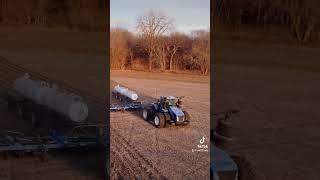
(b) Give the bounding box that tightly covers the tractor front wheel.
[183,111,191,121]
[154,113,166,128]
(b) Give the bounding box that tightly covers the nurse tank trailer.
[6,73,89,125]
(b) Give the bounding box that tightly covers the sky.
[110,0,210,35]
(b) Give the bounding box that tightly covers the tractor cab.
[159,96,178,110]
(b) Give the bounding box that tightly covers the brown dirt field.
[111,70,210,84]
[110,71,210,179]
[214,44,320,179]
[0,28,107,179]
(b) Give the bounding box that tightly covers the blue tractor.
[142,96,190,128]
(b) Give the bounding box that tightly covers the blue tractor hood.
[168,106,184,116]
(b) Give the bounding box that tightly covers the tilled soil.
[0,150,105,180]
[214,63,320,180]
[110,73,210,179]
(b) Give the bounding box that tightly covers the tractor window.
[167,99,177,106]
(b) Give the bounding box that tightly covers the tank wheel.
[154,113,166,128]
[142,108,149,120]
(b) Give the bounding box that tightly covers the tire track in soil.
[217,88,282,178]
[223,90,279,140]
[111,129,165,179]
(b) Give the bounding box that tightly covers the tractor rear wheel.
[142,107,154,121]
[154,113,166,128]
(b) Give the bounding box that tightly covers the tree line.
[111,11,210,75]
[213,0,320,44]
[0,0,107,30]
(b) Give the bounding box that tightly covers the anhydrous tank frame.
[0,125,108,157]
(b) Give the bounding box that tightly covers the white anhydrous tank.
[14,74,88,123]
[114,85,138,101]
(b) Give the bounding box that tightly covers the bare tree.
[166,32,190,71]
[110,28,130,70]
[214,0,320,44]
[154,37,168,71]
[137,10,174,71]
[191,30,210,75]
